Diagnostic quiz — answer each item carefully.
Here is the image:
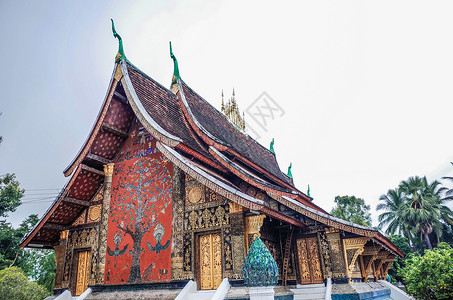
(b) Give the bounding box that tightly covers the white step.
[296,283,325,289]
[186,290,216,300]
[291,287,325,294]
[291,284,326,300]
[293,294,325,300]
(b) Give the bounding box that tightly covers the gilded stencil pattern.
[171,166,185,280]
[318,231,332,277]
[307,238,323,282]
[231,235,245,278]
[183,232,192,272]
[296,239,311,283]
[54,244,66,289]
[184,205,230,230]
[199,233,222,290]
[62,227,99,288]
[326,233,347,278]
[223,228,233,271]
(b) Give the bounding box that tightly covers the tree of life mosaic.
[105,121,173,284]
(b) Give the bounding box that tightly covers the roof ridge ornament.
[169,42,180,83]
[111,19,125,62]
[307,184,310,197]
[270,138,275,154]
[287,163,292,178]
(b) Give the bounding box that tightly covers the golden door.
[296,237,323,284]
[199,232,222,290]
[75,250,91,296]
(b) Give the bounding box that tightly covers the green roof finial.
[287,163,293,178]
[270,138,275,154]
[307,184,311,197]
[111,19,125,62]
[169,41,180,83]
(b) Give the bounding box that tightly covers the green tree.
[377,188,412,240]
[330,195,372,226]
[399,176,449,250]
[387,235,411,283]
[0,173,24,217]
[400,243,453,300]
[0,267,50,300]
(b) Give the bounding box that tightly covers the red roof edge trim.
[209,146,299,198]
[20,165,83,248]
[261,207,306,228]
[176,143,229,173]
[157,141,265,210]
[223,147,302,194]
[177,80,298,193]
[374,233,406,258]
[63,64,120,177]
[176,80,229,151]
[120,62,182,147]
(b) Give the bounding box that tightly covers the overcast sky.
[1,0,453,228]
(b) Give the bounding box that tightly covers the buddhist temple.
[20,21,404,299]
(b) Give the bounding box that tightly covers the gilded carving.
[343,237,368,279]
[72,210,86,226]
[326,232,347,278]
[186,185,204,205]
[60,230,69,240]
[95,163,114,284]
[199,232,222,290]
[296,237,323,284]
[245,214,266,250]
[229,201,243,213]
[171,166,185,280]
[318,231,332,278]
[88,205,102,223]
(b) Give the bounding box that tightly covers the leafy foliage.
[387,235,411,283]
[400,244,453,300]
[0,215,55,292]
[378,175,453,250]
[330,195,372,226]
[0,267,50,300]
[0,173,24,217]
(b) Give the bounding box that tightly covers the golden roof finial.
[221,89,245,131]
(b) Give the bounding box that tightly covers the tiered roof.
[20,24,404,258]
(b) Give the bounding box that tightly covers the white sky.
[1,0,453,228]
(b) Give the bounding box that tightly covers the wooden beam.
[43,222,68,231]
[114,91,128,104]
[81,164,105,176]
[85,153,112,165]
[102,123,128,139]
[63,197,90,207]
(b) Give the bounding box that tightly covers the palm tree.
[377,188,412,239]
[398,176,447,250]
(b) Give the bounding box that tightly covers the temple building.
[20,22,403,298]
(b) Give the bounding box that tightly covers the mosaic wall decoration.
[104,120,173,284]
[242,237,279,287]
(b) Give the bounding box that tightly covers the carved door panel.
[296,237,323,284]
[75,250,91,296]
[199,232,222,290]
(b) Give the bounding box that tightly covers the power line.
[24,189,59,191]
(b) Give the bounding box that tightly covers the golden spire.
[221,89,246,131]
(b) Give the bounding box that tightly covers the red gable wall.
[105,119,173,284]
